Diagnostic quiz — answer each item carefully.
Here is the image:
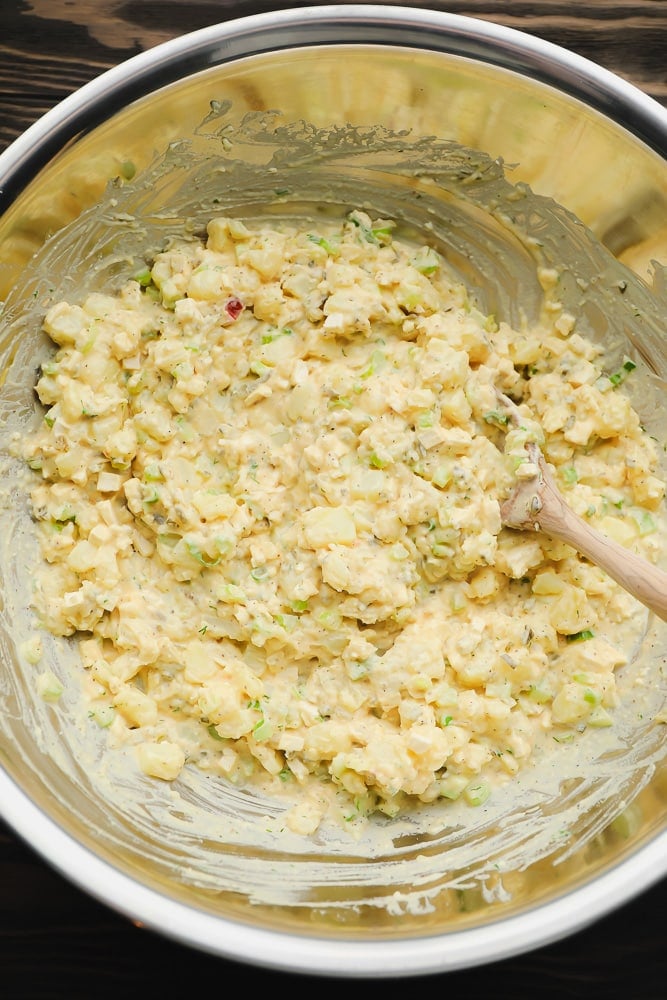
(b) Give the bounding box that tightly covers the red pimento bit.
[225,296,244,320]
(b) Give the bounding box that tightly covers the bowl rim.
[1,3,666,210]
[2,761,666,978]
[1,3,666,978]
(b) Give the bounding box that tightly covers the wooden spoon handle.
[502,453,667,622]
[543,493,667,623]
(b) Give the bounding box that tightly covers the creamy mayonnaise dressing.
[17,210,665,835]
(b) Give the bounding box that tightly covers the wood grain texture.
[0,2,666,996]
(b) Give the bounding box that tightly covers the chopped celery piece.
[252,718,273,742]
[464,781,491,807]
[143,463,163,482]
[360,349,386,379]
[438,774,469,800]
[37,671,64,703]
[133,267,153,287]
[274,612,298,631]
[608,357,637,386]
[411,246,440,275]
[566,629,595,642]
[308,234,340,256]
[588,706,612,727]
[369,451,388,469]
[261,326,293,344]
[328,395,353,410]
[348,211,394,245]
[483,410,509,427]
[119,160,136,180]
[89,705,115,728]
[632,510,657,535]
[54,505,76,524]
[525,682,553,704]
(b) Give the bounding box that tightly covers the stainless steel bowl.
[0,4,666,978]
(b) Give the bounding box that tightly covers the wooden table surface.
[1,2,666,996]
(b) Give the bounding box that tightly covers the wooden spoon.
[496,391,667,622]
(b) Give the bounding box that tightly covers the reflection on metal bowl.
[0,5,665,980]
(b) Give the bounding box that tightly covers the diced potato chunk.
[136,741,186,780]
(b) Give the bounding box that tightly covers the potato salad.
[20,210,666,834]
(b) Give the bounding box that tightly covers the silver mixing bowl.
[0,4,666,979]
